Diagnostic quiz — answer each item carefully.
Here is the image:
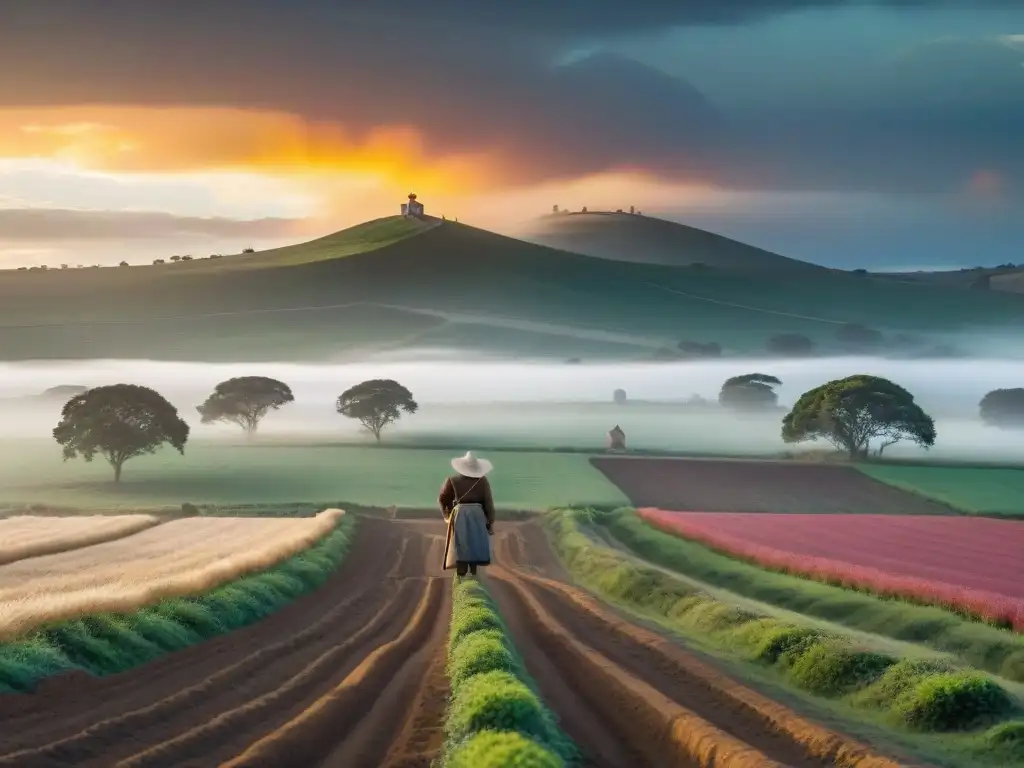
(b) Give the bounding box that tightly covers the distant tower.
[607,425,626,452]
[552,204,559,214]
[401,193,425,218]
[630,206,635,214]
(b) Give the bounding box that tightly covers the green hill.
[0,216,1021,362]
[523,211,827,272]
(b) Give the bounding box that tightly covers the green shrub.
[450,603,502,645]
[448,630,517,691]
[746,623,826,664]
[853,658,958,709]
[441,579,577,766]
[445,670,549,746]
[895,672,1016,731]
[788,642,894,696]
[447,731,565,768]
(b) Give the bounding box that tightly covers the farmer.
[439,451,495,577]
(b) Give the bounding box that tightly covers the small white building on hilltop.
[401,193,425,218]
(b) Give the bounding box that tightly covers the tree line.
[617,374,1024,458]
[52,377,418,483]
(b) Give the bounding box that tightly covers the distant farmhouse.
[401,193,425,218]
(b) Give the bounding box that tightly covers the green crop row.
[441,578,579,767]
[602,507,1024,683]
[0,514,357,693]
[544,508,1024,766]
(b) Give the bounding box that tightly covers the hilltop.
[523,211,827,273]
[0,216,1021,362]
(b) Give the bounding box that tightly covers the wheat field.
[0,508,344,640]
[0,514,162,566]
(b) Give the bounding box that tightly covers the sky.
[1,1,1021,269]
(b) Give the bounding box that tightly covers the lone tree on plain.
[196,376,294,438]
[336,379,418,442]
[53,384,190,483]
[719,373,782,411]
[782,375,935,459]
[979,388,1024,429]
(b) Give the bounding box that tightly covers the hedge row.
[441,578,578,767]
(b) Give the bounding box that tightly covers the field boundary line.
[497,563,912,768]
[646,282,848,325]
[218,576,443,768]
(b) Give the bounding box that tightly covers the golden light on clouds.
[0,106,500,206]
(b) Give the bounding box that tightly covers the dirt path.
[0,517,450,768]
[485,522,913,768]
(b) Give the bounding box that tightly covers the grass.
[543,507,1023,767]
[599,508,1024,682]
[0,440,627,510]
[0,510,344,641]
[2,216,1022,361]
[0,512,356,692]
[442,577,577,767]
[858,464,1024,517]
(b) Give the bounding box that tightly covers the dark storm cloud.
[0,1,1021,194]
[0,209,300,241]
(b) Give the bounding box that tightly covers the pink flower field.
[637,508,1024,631]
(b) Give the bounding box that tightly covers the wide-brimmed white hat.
[451,451,493,478]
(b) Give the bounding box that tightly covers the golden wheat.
[0,514,162,566]
[0,508,344,641]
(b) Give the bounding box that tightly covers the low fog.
[1,355,1022,462]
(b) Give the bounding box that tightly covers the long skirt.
[443,503,491,570]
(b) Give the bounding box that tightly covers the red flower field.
[637,508,1024,631]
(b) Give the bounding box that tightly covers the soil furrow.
[0,518,448,768]
[488,522,910,768]
[220,576,445,768]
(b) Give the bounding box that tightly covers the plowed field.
[591,457,952,515]
[0,517,906,768]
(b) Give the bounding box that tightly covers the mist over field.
[1,355,1022,462]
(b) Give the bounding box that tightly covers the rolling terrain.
[1,215,1022,362]
[523,210,826,272]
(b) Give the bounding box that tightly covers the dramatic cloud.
[0,209,302,241]
[0,1,1021,195]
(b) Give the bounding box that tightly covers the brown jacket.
[438,474,496,525]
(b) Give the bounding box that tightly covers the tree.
[613,388,627,405]
[781,375,935,459]
[153,258,166,265]
[835,323,883,351]
[336,379,418,442]
[979,388,1024,429]
[53,384,189,483]
[170,255,182,262]
[242,247,256,254]
[766,334,814,357]
[196,376,294,437]
[719,373,782,411]
[181,254,193,261]
[118,261,130,267]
